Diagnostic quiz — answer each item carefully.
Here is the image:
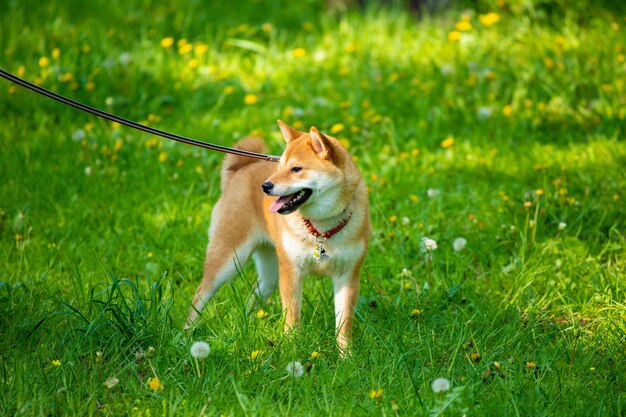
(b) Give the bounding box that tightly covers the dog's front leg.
[278,260,303,332]
[333,269,361,355]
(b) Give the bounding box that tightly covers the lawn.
[1,0,625,415]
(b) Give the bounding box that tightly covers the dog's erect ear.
[309,127,331,160]
[277,120,303,144]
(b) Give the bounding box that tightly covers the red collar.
[302,212,353,239]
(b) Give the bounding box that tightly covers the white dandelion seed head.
[453,237,467,252]
[286,361,304,377]
[84,166,92,176]
[190,341,211,359]
[477,106,493,119]
[422,237,438,251]
[103,376,119,389]
[71,129,86,141]
[134,348,145,360]
[401,216,410,225]
[440,64,454,76]
[400,268,411,277]
[502,262,516,274]
[558,222,567,231]
[427,188,440,198]
[313,50,327,62]
[431,377,451,393]
[119,52,132,66]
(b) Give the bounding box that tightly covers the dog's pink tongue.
[269,195,292,213]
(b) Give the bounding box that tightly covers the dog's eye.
[290,166,302,173]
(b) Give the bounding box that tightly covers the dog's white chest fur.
[281,216,365,277]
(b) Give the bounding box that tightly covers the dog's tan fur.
[187,121,370,352]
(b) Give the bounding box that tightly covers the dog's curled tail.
[221,137,268,189]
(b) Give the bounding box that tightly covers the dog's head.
[263,120,360,218]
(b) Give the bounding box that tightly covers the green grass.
[1,0,625,415]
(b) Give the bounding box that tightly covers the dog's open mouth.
[268,189,313,214]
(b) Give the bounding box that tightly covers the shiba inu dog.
[187,120,370,352]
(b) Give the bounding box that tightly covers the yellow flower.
[262,23,273,32]
[147,376,163,391]
[388,215,397,223]
[244,94,258,105]
[543,57,555,69]
[194,43,209,55]
[441,136,455,149]
[448,31,461,41]
[188,59,199,69]
[223,86,235,95]
[523,201,532,208]
[256,309,268,319]
[368,388,383,399]
[51,360,61,366]
[160,37,174,48]
[470,352,481,362]
[502,105,513,117]
[311,351,319,360]
[250,350,262,360]
[526,361,536,369]
[85,81,95,91]
[330,123,344,134]
[52,48,61,59]
[410,309,421,317]
[292,48,306,58]
[342,42,356,53]
[158,152,167,162]
[145,137,158,148]
[455,21,473,31]
[409,194,419,203]
[479,13,500,26]
[38,57,50,67]
[536,189,544,197]
[179,43,193,55]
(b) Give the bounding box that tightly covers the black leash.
[0,68,281,162]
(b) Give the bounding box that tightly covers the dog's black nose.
[262,181,274,194]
